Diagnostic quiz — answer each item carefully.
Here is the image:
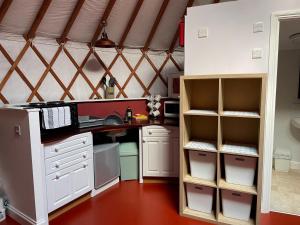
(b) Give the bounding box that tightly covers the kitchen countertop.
[41,118,179,144]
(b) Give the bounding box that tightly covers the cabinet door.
[72,159,93,199]
[159,137,179,177]
[143,137,161,176]
[46,170,73,213]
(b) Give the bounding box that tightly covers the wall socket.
[253,22,264,33]
[198,28,208,38]
[252,48,263,59]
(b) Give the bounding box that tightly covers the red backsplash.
[77,99,174,118]
[77,100,149,118]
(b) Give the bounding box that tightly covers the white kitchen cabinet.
[142,126,179,177]
[44,132,94,213]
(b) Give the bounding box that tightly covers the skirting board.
[91,177,120,197]
[290,161,300,170]
[7,205,48,225]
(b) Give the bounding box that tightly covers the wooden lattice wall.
[0,37,183,104]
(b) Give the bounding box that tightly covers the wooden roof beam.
[0,0,13,24]
[118,0,144,48]
[25,0,52,40]
[168,0,195,53]
[90,0,117,47]
[143,0,170,51]
[58,0,85,44]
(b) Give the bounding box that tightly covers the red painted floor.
[1,181,300,225]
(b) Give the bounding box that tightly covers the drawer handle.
[56,173,61,180]
[82,140,87,144]
[55,162,60,169]
[149,131,152,135]
[235,157,245,161]
[54,148,59,153]
[83,163,88,168]
[232,193,241,197]
[195,186,203,190]
[83,153,87,159]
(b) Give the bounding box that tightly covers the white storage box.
[224,154,257,186]
[222,190,253,221]
[189,150,216,181]
[186,183,214,213]
[274,148,291,172]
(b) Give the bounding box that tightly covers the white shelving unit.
[180,74,266,225]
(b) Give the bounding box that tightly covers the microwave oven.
[168,73,182,98]
[164,101,179,118]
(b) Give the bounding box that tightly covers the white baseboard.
[91,177,119,198]
[7,205,48,225]
[290,161,300,170]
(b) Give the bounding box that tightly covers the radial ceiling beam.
[143,0,170,51]
[25,0,52,40]
[118,0,144,48]
[90,0,117,47]
[168,0,195,53]
[58,0,85,44]
[0,0,13,24]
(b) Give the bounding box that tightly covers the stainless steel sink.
[78,116,105,128]
[104,115,124,125]
[78,114,124,128]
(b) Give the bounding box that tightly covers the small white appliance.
[164,101,179,118]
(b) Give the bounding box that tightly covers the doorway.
[271,18,300,215]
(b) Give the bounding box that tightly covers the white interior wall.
[274,49,300,167]
[184,0,300,213]
[185,0,300,75]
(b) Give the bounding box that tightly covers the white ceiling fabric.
[0,0,232,50]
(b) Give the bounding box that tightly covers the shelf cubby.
[183,184,218,223]
[220,117,260,157]
[219,190,257,225]
[183,115,218,147]
[221,78,262,116]
[182,78,219,114]
[219,153,258,195]
[180,74,266,225]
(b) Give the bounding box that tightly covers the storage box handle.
[235,157,245,161]
[198,153,207,157]
[195,186,203,190]
[232,192,241,197]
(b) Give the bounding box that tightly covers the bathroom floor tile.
[271,169,300,215]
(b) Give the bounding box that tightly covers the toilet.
[274,148,291,172]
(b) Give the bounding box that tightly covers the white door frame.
[262,9,300,213]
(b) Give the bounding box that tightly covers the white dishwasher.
[93,143,120,189]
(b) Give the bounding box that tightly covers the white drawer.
[142,126,178,137]
[45,145,93,175]
[46,159,93,213]
[44,132,92,159]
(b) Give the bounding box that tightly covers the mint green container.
[119,142,138,180]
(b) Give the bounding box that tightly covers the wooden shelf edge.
[218,212,255,225]
[183,207,217,224]
[184,110,218,116]
[221,111,260,119]
[184,147,217,153]
[184,140,218,152]
[219,179,257,195]
[183,175,217,188]
[220,150,259,158]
